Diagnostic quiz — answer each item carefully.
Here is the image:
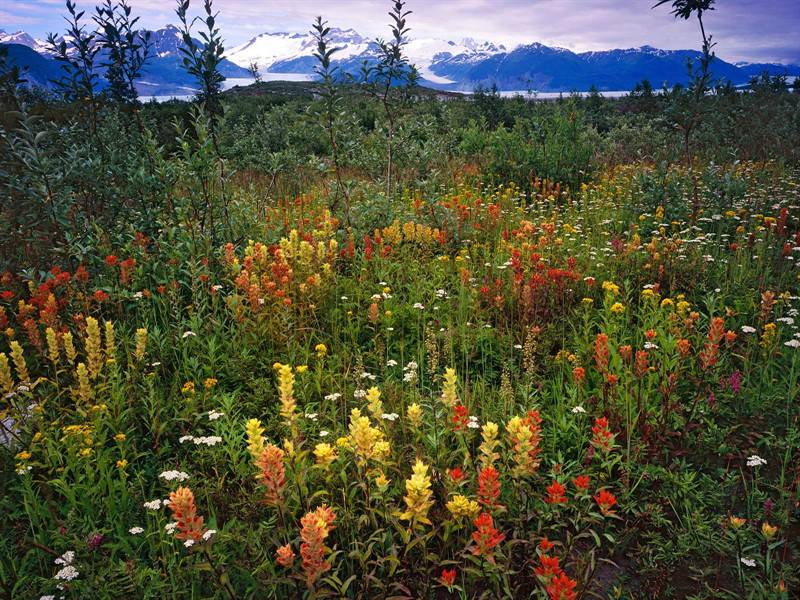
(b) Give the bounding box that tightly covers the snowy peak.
[225,27,507,85]
[228,28,370,69]
[0,30,50,54]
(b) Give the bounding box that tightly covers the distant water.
[140,75,629,103]
[139,74,310,103]
[494,90,631,99]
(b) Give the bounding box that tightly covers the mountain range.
[2,25,799,97]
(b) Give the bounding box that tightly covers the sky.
[2,0,799,64]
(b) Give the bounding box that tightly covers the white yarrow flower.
[740,557,756,567]
[128,526,144,535]
[54,566,80,581]
[159,470,190,482]
[746,455,766,467]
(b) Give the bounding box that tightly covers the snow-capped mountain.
[226,28,507,85]
[0,30,51,54]
[3,24,799,95]
[228,28,369,70]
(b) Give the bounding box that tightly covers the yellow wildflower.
[62,332,77,365]
[85,317,103,379]
[9,341,28,383]
[441,367,458,408]
[314,343,327,357]
[366,386,383,419]
[313,442,337,467]
[277,364,297,427]
[446,494,480,520]
[76,362,92,403]
[374,472,390,490]
[729,516,746,529]
[479,422,500,468]
[134,328,147,361]
[245,418,266,463]
[602,281,620,296]
[46,327,60,365]
[398,459,433,528]
[407,403,423,427]
[610,302,625,314]
[0,353,13,393]
[348,408,388,463]
[104,321,116,363]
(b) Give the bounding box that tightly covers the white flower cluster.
[143,498,166,510]
[207,410,224,420]
[746,455,766,467]
[52,551,79,587]
[403,361,418,383]
[159,470,190,482]
[128,526,144,535]
[179,435,223,446]
[324,392,341,401]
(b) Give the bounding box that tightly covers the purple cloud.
[2,0,798,64]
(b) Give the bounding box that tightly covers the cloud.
[3,0,798,64]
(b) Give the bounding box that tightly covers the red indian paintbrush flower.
[699,317,725,370]
[451,403,469,431]
[546,572,578,600]
[634,350,648,377]
[470,512,505,563]
[439,568,457,587]
[534,554,562,579]
[591,417,615,453]
[545,480,568,504]
[300,504,336,587]
[276,544,295,567]
[168,486,208,543]
[477,466,503,511]
[594,489,617,515]
[572,366,585,385]
[573,475,590,492]
[257,444,286,506]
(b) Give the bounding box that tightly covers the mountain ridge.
[2,26,799,96]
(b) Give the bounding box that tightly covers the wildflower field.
[2,1,800,598]
[3,160,800,598]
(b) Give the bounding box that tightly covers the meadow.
[1,1,800,598]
